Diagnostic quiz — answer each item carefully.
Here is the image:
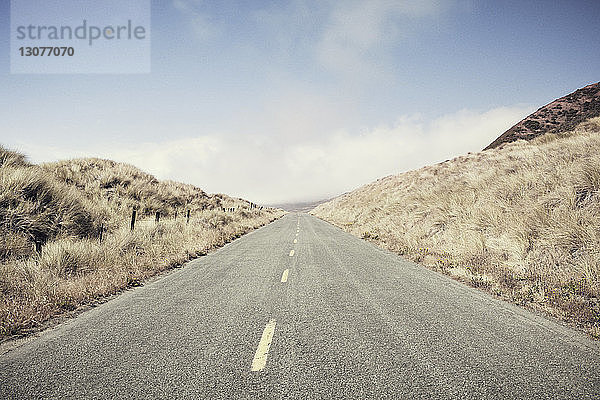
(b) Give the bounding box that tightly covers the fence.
[34,203,269,253]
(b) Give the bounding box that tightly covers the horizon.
[1,1,599,203]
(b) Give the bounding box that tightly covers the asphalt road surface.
[1,213,599,399]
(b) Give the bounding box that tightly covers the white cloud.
[316,0,443,79]
[172,0,219,40]
[275,105,534,201]
[19,105,534,205]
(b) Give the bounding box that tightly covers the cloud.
[276,105,534,201]
[316,0,443,80]
[19,104,534,205]
[172,0,219,40]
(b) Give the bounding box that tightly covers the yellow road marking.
[293,239,297,243]
[281,269,289,283]
[251,319,277,372]
[289,250,295,256]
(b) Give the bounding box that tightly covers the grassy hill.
[0,149,283,337]
[312,118,600,337]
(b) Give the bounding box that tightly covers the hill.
[485,82,600,149]
[0,148,283,337]
[41,157,256,229]
[267,199,330,212]
[312,118,600,337]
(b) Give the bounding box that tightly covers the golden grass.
[0,149,283,337]
[312,117,600,337]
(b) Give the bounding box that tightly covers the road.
[1,213,599,399]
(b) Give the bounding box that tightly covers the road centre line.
[289,250,295,257]
[251,319,277,372]
[281,269,289,283]
[294,239,297,243]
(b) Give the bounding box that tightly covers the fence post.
[155,211,160,224]
[34,241,42,254]
[186,209,191,224]
[130,209,137,231]
[174,209,178,220]
[99,223,104,243]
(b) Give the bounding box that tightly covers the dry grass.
[0,148,283,337]
[312,117,600,338]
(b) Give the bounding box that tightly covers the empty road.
[1,213,599,399]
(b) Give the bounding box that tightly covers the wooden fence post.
[186,209,191,224]
[155,212,160,224]
[130,209,137,231]
[174,210,178,220]
[99,223,104,243]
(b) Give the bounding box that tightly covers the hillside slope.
[313,118,600,337]
[0,149,283,337]
[485,82,600,149]
[42,157,254,231]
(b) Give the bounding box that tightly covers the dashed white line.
[289,249,295,257]
[293,239,297,243]
[281,269,289,283]
[251,319,277,372]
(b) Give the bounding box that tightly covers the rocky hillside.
[485,82,600,149]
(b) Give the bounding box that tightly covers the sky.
[1,0,599,204]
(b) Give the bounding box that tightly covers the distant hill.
[268,199,329,212]
[485,82,600,149]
